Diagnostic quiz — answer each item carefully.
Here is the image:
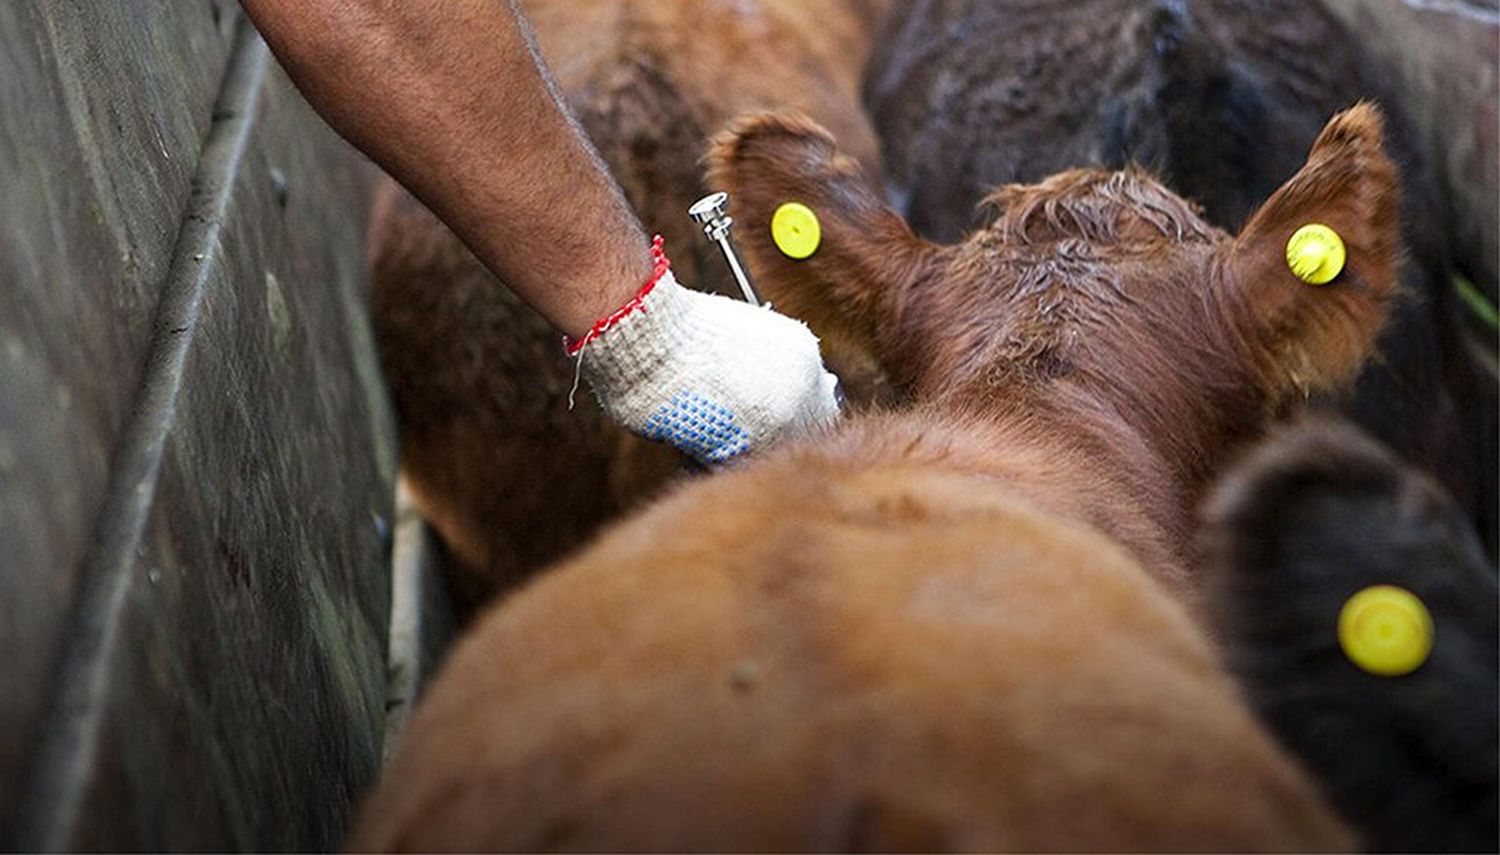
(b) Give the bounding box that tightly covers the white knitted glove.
[569,238,839,464]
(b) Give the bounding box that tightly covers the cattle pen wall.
[0,3,397,849]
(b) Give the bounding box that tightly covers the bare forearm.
[240,0,649,337]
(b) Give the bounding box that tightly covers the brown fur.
[864,0,1498,550]
[351,106,1397,850]
[526,0,887,294]
[367,0,891,614]
[711,106,1398,586]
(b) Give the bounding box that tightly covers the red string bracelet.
[564,235,672,355]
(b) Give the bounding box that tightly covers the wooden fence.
[0,3,394,849]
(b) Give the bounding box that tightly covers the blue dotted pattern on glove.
[643,391,750,463]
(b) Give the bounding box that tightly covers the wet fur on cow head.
[710,104,1399,495]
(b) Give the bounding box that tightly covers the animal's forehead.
[978,168,1222,248]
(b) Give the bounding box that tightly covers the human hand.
[571,240,839,464]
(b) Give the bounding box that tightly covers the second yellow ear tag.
[1286,223,1347,285]
[772,202,821,260]
[1338,585,1434,677]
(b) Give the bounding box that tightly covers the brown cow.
[349,105,1397,851]
[864,0,1498,550]
[368,0,890,615]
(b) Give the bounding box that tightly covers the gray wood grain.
[2,7,394,850]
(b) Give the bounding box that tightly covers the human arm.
[239,0,839,460]
[239,0,645,338]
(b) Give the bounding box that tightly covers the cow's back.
[351,427,1350,851]
[867,0,1378,238]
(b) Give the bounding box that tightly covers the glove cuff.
[570,237,697,398]
[564,235,677,356]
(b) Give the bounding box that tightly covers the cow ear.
[707,112,939,375]
[1198,418,1499,851]
[1224,103,1400,399]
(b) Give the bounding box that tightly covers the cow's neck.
[910,388,1199,592]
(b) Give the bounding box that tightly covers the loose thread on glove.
[562,235,671,412]
[563,236,671,356]
[567,339,586,411]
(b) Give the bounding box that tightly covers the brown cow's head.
[711,104,1399,488]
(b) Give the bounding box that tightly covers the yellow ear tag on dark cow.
[1338,585,1433,677]
[1286,223,1347,285]
[772,202,822,260]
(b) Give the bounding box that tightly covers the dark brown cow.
[349,105,1397,851]
[864,0,1498,549]
[368,0,889,615]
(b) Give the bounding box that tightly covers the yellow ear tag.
[771,202,822,260]
[1338,585,1433,677]
[1286,223,1347,285]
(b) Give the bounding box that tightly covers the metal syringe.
[688,192,762,305]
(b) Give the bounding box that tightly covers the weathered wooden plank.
[0,0,237,827]
[53,46,393,849]
[382,486,457,762]
[3,11,394,851]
